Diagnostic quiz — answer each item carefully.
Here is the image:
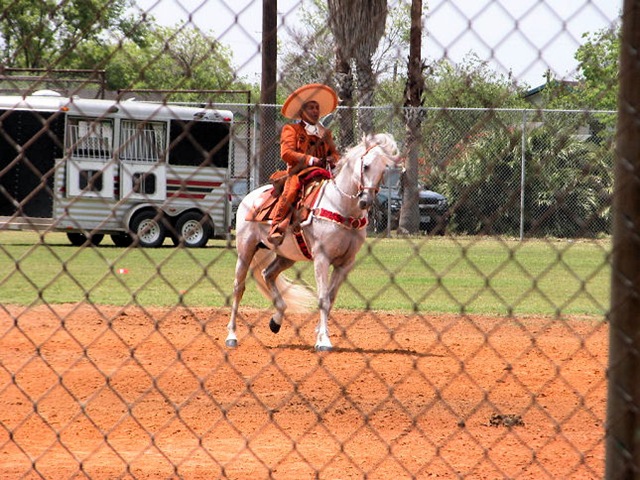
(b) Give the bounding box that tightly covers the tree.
[280,0,412,143]
[281,1,410,89]
[260,0,278,184]
[577,27,619,109]
[413,55,529,194]
[77,25,237,96]
[375,53,528,158]
[327,0,387,143]
[540,26,619,160]
[398,0,424,234]
[278,0,335,94]
[424,54,529,108]
[0,0,144,68]
[544,26,620,111]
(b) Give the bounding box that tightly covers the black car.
[230,179,249,227]
[417,188,449,234]
[371,168,448,234]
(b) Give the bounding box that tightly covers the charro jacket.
[280,121,340,174]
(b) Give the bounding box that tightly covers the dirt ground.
[0,303,607,479]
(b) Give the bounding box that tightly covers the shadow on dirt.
[273,344,443,357]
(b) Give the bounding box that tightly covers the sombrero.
[281,83,338,119]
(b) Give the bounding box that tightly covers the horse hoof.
[315,345,332,352]
[225,339,238,348]
[269,318,281,334]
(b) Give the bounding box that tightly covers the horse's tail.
[250,248,316,313]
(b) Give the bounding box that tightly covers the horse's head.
[353,133,401,209]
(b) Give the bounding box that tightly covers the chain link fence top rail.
[0,0,625,479]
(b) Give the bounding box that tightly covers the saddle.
[248,167,332,226]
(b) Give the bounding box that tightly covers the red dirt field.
[0,304,607,479]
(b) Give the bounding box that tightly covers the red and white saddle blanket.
[248,167,332,224]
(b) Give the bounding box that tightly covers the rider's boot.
[268,205,290,246]
[268,224,284,246]
[268,217,291,246]
[268,177,298,246]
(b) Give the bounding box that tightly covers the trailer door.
[0,110,65,217]
[65,118,116,199]
[118,120,166,201]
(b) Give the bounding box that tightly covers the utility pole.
[259,0,278,185]
[606,1,640,477]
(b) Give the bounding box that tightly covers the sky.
[134,0,622,88]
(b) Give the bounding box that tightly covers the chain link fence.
[0,0,627,478]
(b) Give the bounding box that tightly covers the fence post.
[251,106,259,190]
[519,109,526,241]
[606,1,640,477]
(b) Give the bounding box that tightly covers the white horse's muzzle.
[358,190,376,209]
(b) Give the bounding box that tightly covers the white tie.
[304,122,324,137]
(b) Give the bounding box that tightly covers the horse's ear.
[386,135,402,166]
[363,133,379,149]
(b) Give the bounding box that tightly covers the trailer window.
[78,170,104,192]
[67,118,113,160]
[132,171,156,195]
[168,120,230,168]
[119,120,167,163]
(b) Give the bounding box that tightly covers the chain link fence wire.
[0,0,625,478]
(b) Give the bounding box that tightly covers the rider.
[267,83,341,246]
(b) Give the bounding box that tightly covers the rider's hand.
[308,156,325,168]
[326,156,337,168]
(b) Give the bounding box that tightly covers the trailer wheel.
[111,233,133,248]
[67,232,104,247]
[130,211,166,248]
[174,212,212,248]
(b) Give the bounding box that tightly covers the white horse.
[226,133,400,351]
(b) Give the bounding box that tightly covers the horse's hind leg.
[262,255,296,333]
[226,250,256,348]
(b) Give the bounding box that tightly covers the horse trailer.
[0,91,235,247]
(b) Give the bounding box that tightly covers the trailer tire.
[130,211,166,248]
[174,211,212,248]
[67,232,104,247]
[111,233,133,248]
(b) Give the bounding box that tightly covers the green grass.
[0,231,610,317]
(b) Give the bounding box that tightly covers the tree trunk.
[399,0,424,234]
[259,0,278,184]
[335,48,355,149]
[356,58,375,135]
[605,1,640,477]
[328,0,386,147]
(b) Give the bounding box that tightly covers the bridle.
[332,144,383,200]
[312,138,396,233]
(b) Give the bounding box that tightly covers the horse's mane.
[334,133,400,174]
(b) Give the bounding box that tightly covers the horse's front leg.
[313,257,332,351]
[314,256,354,351]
